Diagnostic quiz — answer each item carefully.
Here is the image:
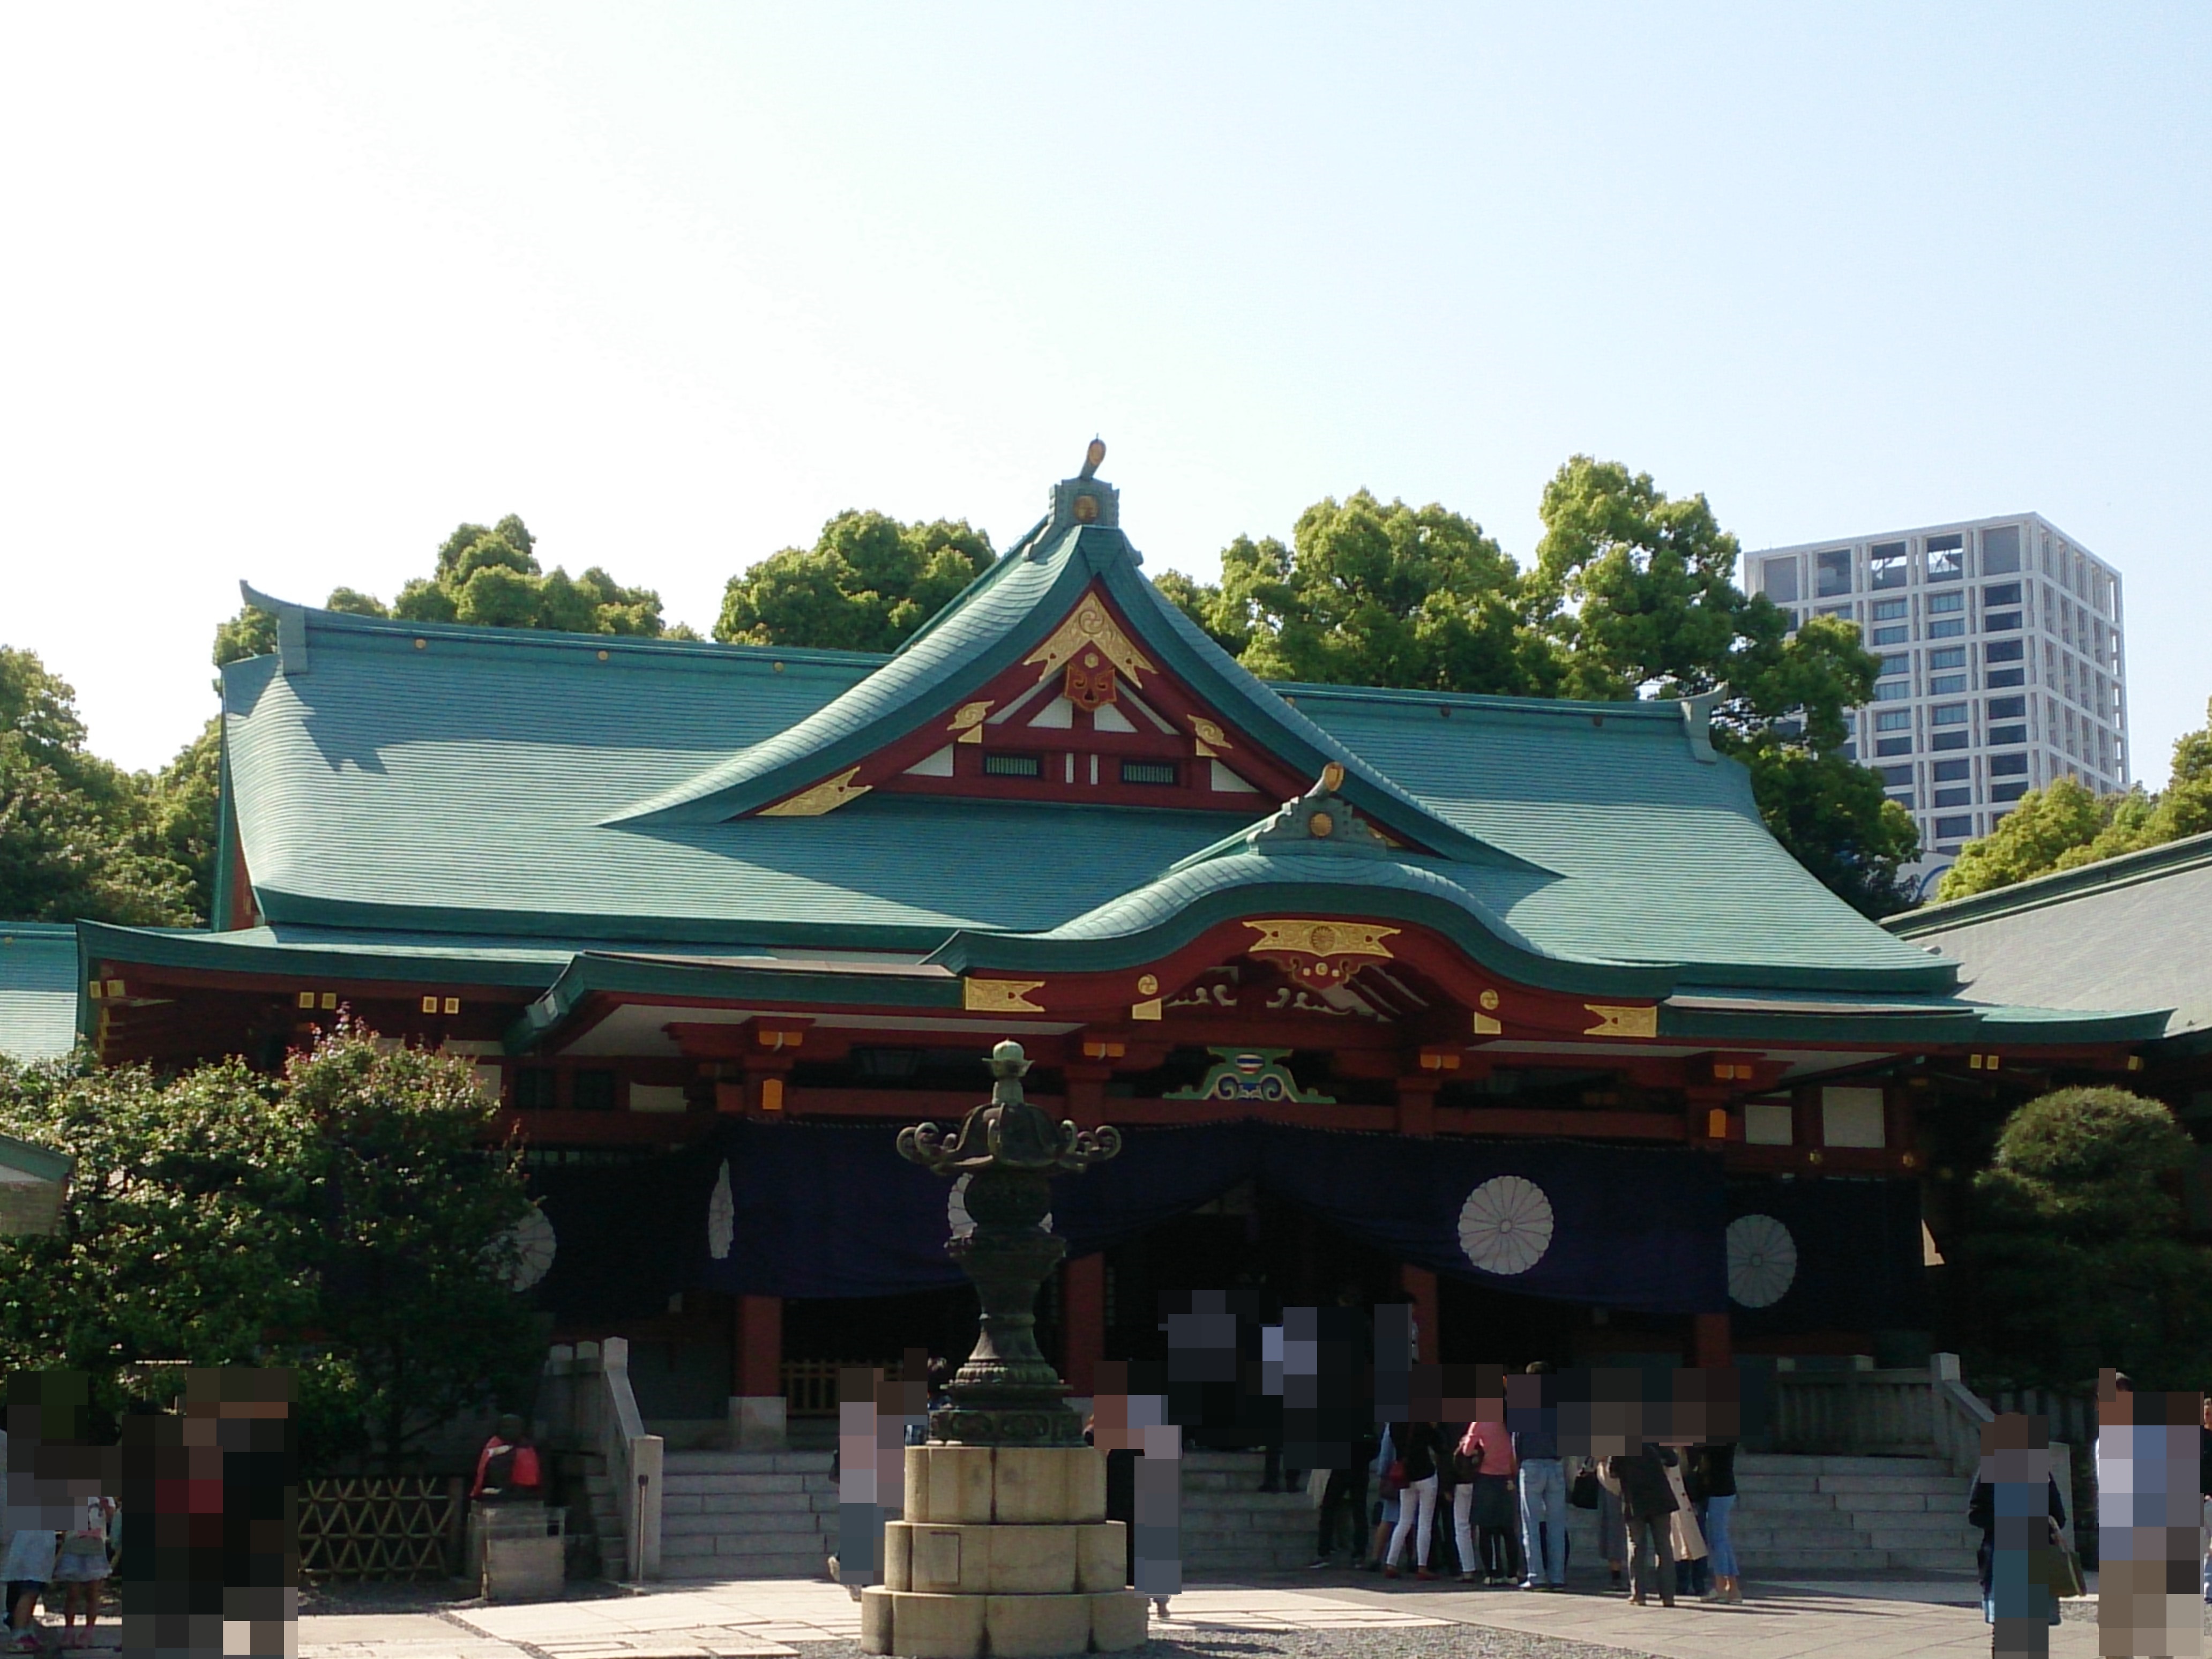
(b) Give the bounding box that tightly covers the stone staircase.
[1731,1453,1978,1575]
[660,1449,838,1580]
[1182,1452,1322,1575]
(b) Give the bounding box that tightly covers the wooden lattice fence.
[299,1476,464,1579]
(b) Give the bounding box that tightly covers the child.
[49,1499,111,1648]
[2,1525,55,1651]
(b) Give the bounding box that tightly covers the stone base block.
[1089,1590,1148,1652]
[860,1588,1142,1658]
[885,1521,1127,1594]
[905,1445,1107,1525]
[861,1589,987,1658]
[984,1593,1090,1659]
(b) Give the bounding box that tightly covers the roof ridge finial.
[1079,437,1105,480]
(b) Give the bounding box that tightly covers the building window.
[1816,549,1852,597]
[1877,653,1909,678]
[1990,752,2028,776]
[1931,703,1969,727]
[1930,591,1964,614]
[1875,709,1912,731]
[571,1070,618,1113]
[1875,736,1912,756]
[1988,695,2028,720]
[1985,638,2024,663]
[1931,758,1971,782]
[1879,764,1914,787]
[1929,646,1966,670]
[1870,541,1909,589]
[1821,1086,1887,1148]
[1872,599,1909,622]
[1119,759,1178,786]
[1987,668,2026,688]
[1983,524,2022,574]
[1930,674,1967,696]
[1934,814,1974,839]
[1931,730,1970,751]
[1888,792,1915,810]
[1986,723,2027,745]
[983,752,1044,778]
[512,1068,558,1111]
[1761,558,1799,602]
[1992,780,2029,803]
[1984,610,2022,632]
[1984,582,2023,608]
[1926,533,1964,581]
[1872,624,1908,646]
[1933,786,1972,808]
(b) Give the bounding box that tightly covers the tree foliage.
[1937,697,2212,900]
[0,1029,539,1468]
[1162,460,1917,916]
[0,648,196,926]
[1960,1087,2212,1390]
[715,510,994,653]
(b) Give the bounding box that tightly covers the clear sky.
[4,4,2208,783]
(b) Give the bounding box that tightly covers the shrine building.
[32,455,2172,1445]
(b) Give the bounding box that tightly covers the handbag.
[1568,1467,1600,1509]
[1380,1459,1408,1498]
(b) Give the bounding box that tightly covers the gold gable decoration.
[1023,593,1156,689]
[1583,1003,1659,1040]
[1245,919,1398,990]
[758,767,871,817]
[962,977,1048,1014]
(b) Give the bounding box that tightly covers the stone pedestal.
[859,1446,1145,1656]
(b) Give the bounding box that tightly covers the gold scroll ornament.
[1023,593,1156,687]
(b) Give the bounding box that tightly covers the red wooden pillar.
[1692,1311,1732,1371]
[1063,1253,1105,1400]
[1401,1265,1439,1365]
[734,1292,785,1446]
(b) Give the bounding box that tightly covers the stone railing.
[1767,1352,1993,1471]
[597,1336,664,1580]
[542,1338,664,1579]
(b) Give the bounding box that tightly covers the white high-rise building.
[1745,514,2127,894]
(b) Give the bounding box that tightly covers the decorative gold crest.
[758,767,871,817]
[1024,593,1155,689]
[963,978,1048,1014]
[1583,1003,1659,1040]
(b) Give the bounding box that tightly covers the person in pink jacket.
[1451,1420,1522,1585]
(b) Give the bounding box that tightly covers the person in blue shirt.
[1511,1361,1567,1590]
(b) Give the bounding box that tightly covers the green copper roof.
[0,923,79,1062]
[198,467,2079,1015]
[1886,828,2212,1038]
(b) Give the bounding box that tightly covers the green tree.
[1961,1087,2212,1390]
[0,1029,540,1469]
[279,1030,540,1468]
[0,648,195,926]
[1161,462,1915,915]
[1935,697,2212,900]
[1190,495,1563,696]
[148,717,223,922]
[716,510,995,653]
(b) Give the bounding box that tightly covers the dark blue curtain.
[1725,1176,1929,1336]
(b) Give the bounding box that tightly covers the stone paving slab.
[299,1575,2161,1659]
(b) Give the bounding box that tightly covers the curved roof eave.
[924,856,1677,998]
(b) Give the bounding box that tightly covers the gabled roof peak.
[1170,766,1402,873]
[1011,439,1129,559]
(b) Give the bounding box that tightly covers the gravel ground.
[714,1636,1661,1659]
